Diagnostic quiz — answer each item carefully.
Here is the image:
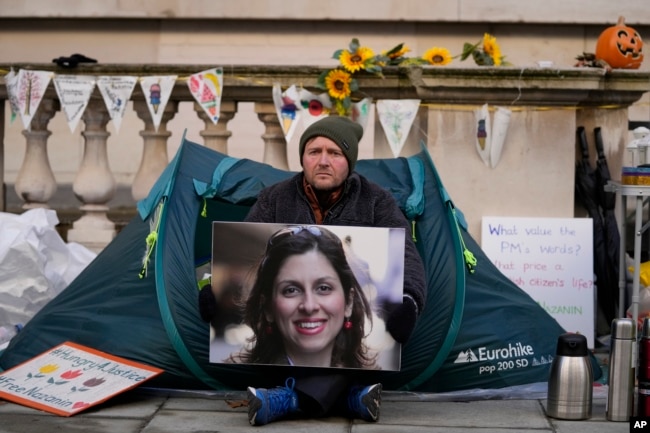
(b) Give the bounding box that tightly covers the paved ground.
[0,384,632,433]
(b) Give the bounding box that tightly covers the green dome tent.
[0,137,599,391]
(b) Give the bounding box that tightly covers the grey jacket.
[244,171,427,312]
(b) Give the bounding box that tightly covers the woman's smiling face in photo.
[268,249,352,367]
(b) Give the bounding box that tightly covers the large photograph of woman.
[208,222,405,371]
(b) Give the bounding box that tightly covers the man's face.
[302,137,349,191]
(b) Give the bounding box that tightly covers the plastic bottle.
[0,324,23,347]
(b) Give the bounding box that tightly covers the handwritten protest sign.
[481,217,594,347]
[0,342,163,416]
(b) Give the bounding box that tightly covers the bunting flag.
[187,68,223,125]
[140,75,177,131]
[489,106,512,168]
[97,76,138,134]
[15,70,52,130]
[4,68,20,124]
[350,97,372,131]
[298,88,331,128]
[473,104,512,168]
[273,83,301,143]
[53,75,97,133]
[474,103,491,167]
[376,99,420,158]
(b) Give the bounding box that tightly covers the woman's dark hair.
[240,225,375,368]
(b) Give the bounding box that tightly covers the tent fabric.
[0,137,599,391]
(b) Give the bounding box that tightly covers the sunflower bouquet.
[316,36,507,116]
[317,39,456,115]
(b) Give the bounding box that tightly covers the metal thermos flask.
[638,317,650,416]
[546,332,592,420]
[607,318,636,421]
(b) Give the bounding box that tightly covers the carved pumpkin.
[595,16,644,69]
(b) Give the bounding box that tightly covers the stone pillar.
[255,102,289,170]
[195,100,237,153]
[132,100,179,201]
[66,99,116,253]
[14,99,59,209]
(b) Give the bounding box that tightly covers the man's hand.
[198,285,217,323]
[385,295,419,344]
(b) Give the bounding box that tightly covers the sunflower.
[339,46,375,73]
[482,33,503,66]
[422,47,452,66]
[323,69,353,100]
[384,44,411,60]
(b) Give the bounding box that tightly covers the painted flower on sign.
[27,363,59,379]
[61,369,83,380]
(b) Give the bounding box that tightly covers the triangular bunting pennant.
[5,68,20,124]
[53,75,96,133]
[16,70,52,131]
[140,75,177,131]
[489,106,511,169]
[272,83,301,143]
[350,97,372,131]
[97,76,138,134]
[187,68,223,125]
[298,88,331,128]
[376,99,420,158]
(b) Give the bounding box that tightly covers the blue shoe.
[347,383,382,422]
[247,378,299,426]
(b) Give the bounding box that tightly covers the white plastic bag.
[0,209,96,327]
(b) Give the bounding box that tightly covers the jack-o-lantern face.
[595,16,644,69]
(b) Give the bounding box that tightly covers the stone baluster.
[255,102,289,170]
[66,99,116,253]
[195,100,236,153]
[14,99,59,209]
[132,100,179,201]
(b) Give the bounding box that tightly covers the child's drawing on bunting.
[475,103,491,167]
[188,68,223,125]
[474,104,511,168]
[140,75,177,131]
[97,76,137,134]
[53,75,96,133]
[376,99,420,158]
[272,84,301,143]
[298,88,331,128]
[351,97,372,131]
[16,70,52,131]
[5,68,20,124]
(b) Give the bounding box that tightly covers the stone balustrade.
[0,64,648,252]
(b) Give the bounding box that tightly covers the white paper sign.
[481,216,594,347]
[140,75,177,131]
[53,75,96,132]
[0,341,163,416]
[376,99,420,157]
[16,70,52,130]
[97,76,137,133]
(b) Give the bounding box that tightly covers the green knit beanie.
[299,116,363,172]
